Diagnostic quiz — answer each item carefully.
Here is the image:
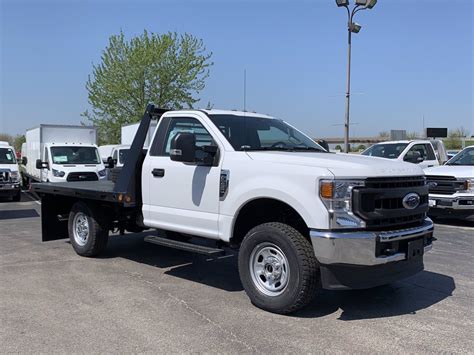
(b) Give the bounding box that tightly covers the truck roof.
[26,124,96,131]
[375,140,433,145]
[201,109,274,119]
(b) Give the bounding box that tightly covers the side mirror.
[316,139,329,152]
[170,132,196,163]
[21,157,27,165]
[404,151,422,164]
[36,159,48,169]
[106,156,115,169]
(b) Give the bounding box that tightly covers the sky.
[1,0,472,139]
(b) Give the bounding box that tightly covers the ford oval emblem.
[427,182,438,189]
[402,193,420,210]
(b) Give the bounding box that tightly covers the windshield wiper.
[291,146,325,152]
[243,147,294,152]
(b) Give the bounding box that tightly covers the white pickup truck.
[361,140,442,168]
[0,141,21,201]
[33,105,435,314]
[425,146,474,218]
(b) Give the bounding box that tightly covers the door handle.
[152,168,165,178]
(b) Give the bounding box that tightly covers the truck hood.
[246,151,424,177]
[424,165,474,178]
[0,164,19,173]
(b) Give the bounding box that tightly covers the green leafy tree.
[334,144,342,151]
[83,30,213,144]
[406,131,419,140]
[0,133,14,145]
[444,127,470,150]
[13,135,26,152]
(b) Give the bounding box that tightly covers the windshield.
[208,115,326,152]
[362,143,409,159]
[119,149,129,164]
[446,147,474,166]
[50,146,101,165]
[0,148,16,164]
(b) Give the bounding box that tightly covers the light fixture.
[356,0,377,9]
[335,0,349,7]
[350,22,362,33]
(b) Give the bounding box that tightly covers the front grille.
[426,175,464,195]
[353,176,428,230]
[365,176,426,189]
[66,172,98,182]
[0,171,10,182]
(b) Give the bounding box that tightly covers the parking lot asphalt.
[0,192,473,353]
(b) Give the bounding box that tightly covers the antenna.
[422,114,425,137]
[243,69,247,112]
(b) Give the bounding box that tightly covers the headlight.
[462,178,474,193]
[98,169,106,177]
[10,171,20,182]
[52,169,65,177]
[319,179,366,229]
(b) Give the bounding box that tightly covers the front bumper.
[310,218,434,266]
[310,219,434,290]
[428,194,474,211]
[0,183,21,195]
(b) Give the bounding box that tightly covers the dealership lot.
[0,193,472,353]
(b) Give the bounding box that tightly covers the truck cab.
[0,141,21,201]
[361,140,439,169]
[110,145,131,168]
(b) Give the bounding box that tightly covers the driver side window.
[408,144,428,160]
[162,117,215,159]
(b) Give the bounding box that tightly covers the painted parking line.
[22,191,41,205]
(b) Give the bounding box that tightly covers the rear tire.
[68,201,109,257]
[238,222,320,314]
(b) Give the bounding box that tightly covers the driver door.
[142,115,222,239]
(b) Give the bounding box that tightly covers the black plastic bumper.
[320,256,424,290]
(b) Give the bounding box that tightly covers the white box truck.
[121,121,157,148]
[21,124,106,185]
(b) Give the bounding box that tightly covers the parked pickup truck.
[425,145,474,218]
[33,105,435,314]
[361,140,444,169]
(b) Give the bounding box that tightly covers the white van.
[22,125,106,184]
[0,141,21,201]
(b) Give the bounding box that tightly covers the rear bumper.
[310,218,434,289]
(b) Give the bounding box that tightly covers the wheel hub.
[73,212,89,247]
[249,243,290,296]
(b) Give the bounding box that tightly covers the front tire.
[68,201,109,257]
[238,222,320,314]
[12,190,21,202]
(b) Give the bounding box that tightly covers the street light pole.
[344,15,352,154]
[336,0,377,153]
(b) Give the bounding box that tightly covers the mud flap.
[41,194,69,241]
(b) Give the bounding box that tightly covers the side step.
[144,235,225,256]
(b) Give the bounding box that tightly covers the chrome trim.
[310,218,434,266]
